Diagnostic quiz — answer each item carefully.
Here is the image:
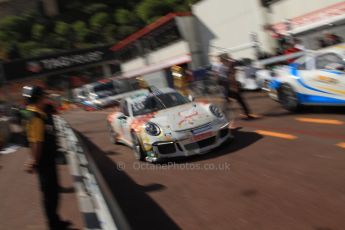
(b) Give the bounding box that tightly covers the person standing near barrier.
[22,86,70,230]
[217,53,257,121]
[212,54,230,101]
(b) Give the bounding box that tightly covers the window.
[316,53,344,69]
[131,92,189,116]
[94,82,115,93]
[114,80,130,94]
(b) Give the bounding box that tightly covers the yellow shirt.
[26,106,46,143]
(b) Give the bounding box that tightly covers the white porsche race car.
[265,44,345,111]
[107,88,231,162]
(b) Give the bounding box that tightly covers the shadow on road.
[77,132,180,230]
[314,227,334,230]
[241,189,259,197]
[263,106,345,117]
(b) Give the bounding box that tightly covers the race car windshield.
[94,82,115,94]
[95,91,112,99]
[132,92,190,116]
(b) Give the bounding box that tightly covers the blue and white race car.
[266,44,345,111]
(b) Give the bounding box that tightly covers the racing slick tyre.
[108,123,118,144]
[131,132,146,161]
[278,84,299,112]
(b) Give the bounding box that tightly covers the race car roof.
[318,43,345,55]
[127,87,177,102]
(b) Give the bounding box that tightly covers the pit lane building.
[113,0,345,85]
[111,12,202,88]
[193,0,345,58]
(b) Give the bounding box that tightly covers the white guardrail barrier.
[54,115,131,230]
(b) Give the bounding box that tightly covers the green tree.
[117,26,137,38]
[114,9,136,25]
[0,16,28,41]
[17,41,40,58]
[72,21,90,42]
[54,21,75,48]
[31,48,59,57]
[32,24,45,41]
[55,21,72,36]
[0,16,22,32]
[0,0,198,59]
[136,0,174,23]
[103,24,117,43]
[0,31,11,43]
[44,33,70,49]
[83,3,108,15]
[90,12,110,31]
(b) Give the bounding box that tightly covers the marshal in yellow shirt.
[26,106,46,143]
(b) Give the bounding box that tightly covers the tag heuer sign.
[39,51,103,70]
[3,46,115,80]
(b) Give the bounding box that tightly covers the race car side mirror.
[188,94,195,101]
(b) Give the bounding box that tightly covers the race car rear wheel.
[131,132,146,161]
[278,84,299,112]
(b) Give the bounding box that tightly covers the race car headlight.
[145,122,161,136]
[210,105,224,118]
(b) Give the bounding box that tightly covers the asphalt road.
[63,91,345,230]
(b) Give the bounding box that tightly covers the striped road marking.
[337,142,345,149]
[255,130,297,140]
[296,117,344,125]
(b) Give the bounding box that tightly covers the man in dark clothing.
[217,53,254,120]
[23,86,70,230]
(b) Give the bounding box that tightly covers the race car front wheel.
[278,84,299,112]
[108,123,118,144]
[131,132,146,161]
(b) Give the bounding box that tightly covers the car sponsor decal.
[290,66,333,95]
[317,87,345,96]
[130,113,156,132]
[191,123,212,135]
[269,79,282,90]
[321,69,344,76]
[178,110,199,126]
[314,76,339,84]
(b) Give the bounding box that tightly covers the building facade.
[193,0,345,59]
[269,0,345,49]
[112,0,345,87]
[112,13,199,88]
